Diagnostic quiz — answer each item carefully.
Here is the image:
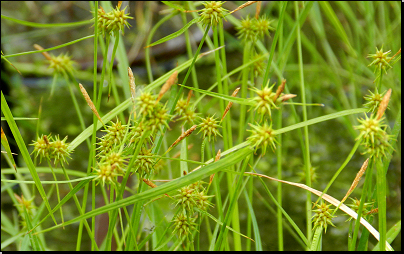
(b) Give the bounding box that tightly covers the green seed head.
[135,148,155,176]
[197,115,222,142]
[247,122,278,155]
[237,16,258,42]
[363,89,386,114]
[30,134,52,163]
[199,1,228,28]
[251,83,279,120]
[172,212,197,238]
[367,46,392,74]
[94,3,133,37]
[48,53,76,74]
[311,202,336,233]
[50,135,72,166]
[93,163,122,188]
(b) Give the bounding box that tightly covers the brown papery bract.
[376,89,392,120]
[156,70,178,103]
[79,83,104,126]
[341,158,369,203]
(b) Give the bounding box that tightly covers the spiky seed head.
[137,92,157,118]
[175,98,188,116]
[30,134,52,163]
[135,148,155,176]
[255,15,275,38]
[145,106,171,134]
[367,46,392,74]
[94,3,133,37]
[199,1,228,28]
[237,15,258,42]
[50,135,72,166]
[247,122,278,155]
[93,163,121,188]
[197,115,222,142]
[311,202,336,233]
[251,83,279,120]
[105,152,127,173]
[363,89,385,114]
[177,108,199,126]
[172,212,198,237]
[48,53,76,74]
[345,197,374,221]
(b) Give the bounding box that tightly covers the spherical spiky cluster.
[31,134,72,165]
[363,89,386,114]
[175,98,188,116]
[197,115,222,142]
[198,1,228,28]
[172,212,198,238]
[48,53,76,74]
[93,162,122,188]
[97,119,127,157]
[251,83,279,119]
[50,135,72,166]
[137,92,157,118]
[145,106,171,134]
[104,152,127,173]
[135,148,155,176]
[311,202,336,233]
[354,114,393,158]
[173,181,213,212]
[237,16,257,42]
[129,121,150,144]
[247,122,278,155]
[137,92,171,134]
[345,197,375,222]
[236,15,274,42]
[95,3,133,37]
[367,46,392,74]
[177,108,199,126]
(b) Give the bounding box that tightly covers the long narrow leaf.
[34,147,252,234]
[146,18,198,48]
[1,91,57,225]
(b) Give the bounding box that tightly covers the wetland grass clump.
[1,1,400,251]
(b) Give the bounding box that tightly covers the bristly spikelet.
[97,119,127,156]
[104,152,127,173]
[175,98,188,116]
[251,82,278,120]
[354,114,393,159]
[93,163,122,188]
[50,135,72,166]
[363,89,386,114]
[197,115,222,142]
[198,1,228,28]
[137,92,157,118]
[311,202,336,233]
[247,122,278,155]
[30,134,52,163]
[94,3,133,37]
[367,46,392,74]
[145,105,171,134]
[135,148,155,176]
[48,52,76,74]
[237,16,258,42]
[345,197,375,222]
[255,15,275,38]
[172,212,198,238]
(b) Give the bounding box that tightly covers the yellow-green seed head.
[197,115,222,142]
[199,1,228,27]
[311,202,336,233]
[247,122,278,155]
